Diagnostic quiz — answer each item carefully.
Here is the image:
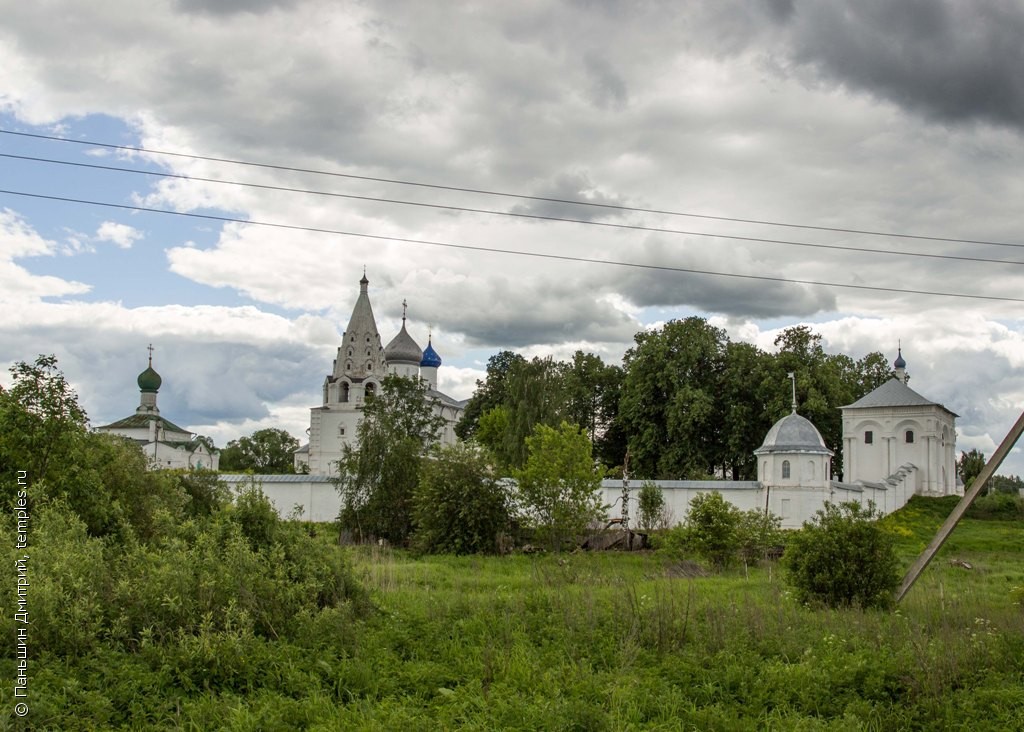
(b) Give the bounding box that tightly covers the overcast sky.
[2,1,1024,474]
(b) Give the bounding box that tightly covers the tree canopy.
[335,374,445,545]
[462,320,892,480]
[514,421,605,551]
[219,428,299,473]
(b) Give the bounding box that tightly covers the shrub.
[412,443,511,555]
[514,421,605,551]
[783,501,899,609]
[966,492,1024,520]
[232,482,280,551]
[735,508,782,565]
[636,481,668,531]
[683,491,742,569]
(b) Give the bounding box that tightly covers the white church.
[293,273,467,475]
[95,348,220,471]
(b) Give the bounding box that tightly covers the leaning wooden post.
[895,409,1024,603]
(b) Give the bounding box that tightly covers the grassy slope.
[6,498,1023,730]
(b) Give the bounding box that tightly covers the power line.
[2,187,1021,305]
[2,128,1020,250]
[4,152,1023,268]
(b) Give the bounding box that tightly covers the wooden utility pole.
[895,409,1024,603]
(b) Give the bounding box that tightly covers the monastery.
[223,274,962,529]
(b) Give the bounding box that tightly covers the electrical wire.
[2,187,1021,304]
[2,128,1020,250]
[3,152,1022,267]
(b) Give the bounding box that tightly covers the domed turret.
[384,323,423,364]
[755,411,833,487]
[136,345,161,414]
[755,412,831,455]
[384,300,423,379]
[138,365,162,393]
[894,345,907,383]
[419,335,441,390]
[420,339,442,369]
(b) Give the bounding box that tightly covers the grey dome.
[384,322,423,364]
[754,413,832,455]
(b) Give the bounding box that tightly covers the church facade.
[840,352,957,496]
[294,274,466,475]
[95,349,219,470]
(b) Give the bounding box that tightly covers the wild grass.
[3,498,1022,730]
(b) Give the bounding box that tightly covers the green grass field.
[5,496,1023,730]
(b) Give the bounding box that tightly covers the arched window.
[807,461,815,479]
[365,382,376,400]
[782,460,791,479]
[340,382,350,403]
[864,430,874,444]
[906,430,915,443]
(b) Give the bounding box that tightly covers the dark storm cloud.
[786,1,1024,129]
[414,275,638,348]
[1,324,324,429]
[604,237,835,318]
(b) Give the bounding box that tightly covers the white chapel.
[95,348,219,470]
[840,349,958,495]
[294,274,466,475]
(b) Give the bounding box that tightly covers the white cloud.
[0,210,91,302]
[2,0,1024,471]
[95,221,143,249]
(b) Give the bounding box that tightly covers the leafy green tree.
[767,327,885,480]
[455,350,526,440]
[636,481,667,531]
[563,351,627,470]
[174,468,232,518]
[476,404,510,443]
[501,356,571,469]
[989,474,1024,494]
[219,428,298,473]
[0,354,88,500]
[957,448,987,492]
[682,491,742,569]
[0,355,195,538]
[471,356,571,471]
[412,443,511,555]
[720,342,775,479]
[619,318,728,478]
[784,502,899,609]
[335,374,445,545]
[515,421,605,551]
[856,351,893,393]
